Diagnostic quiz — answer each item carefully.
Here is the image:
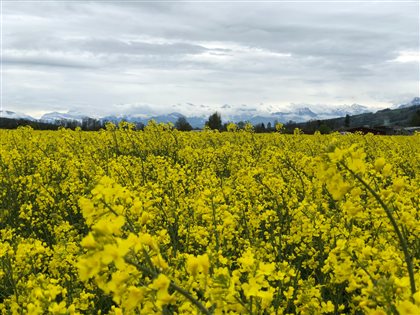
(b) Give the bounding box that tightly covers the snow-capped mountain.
[102,112,187,123]
[219,104,370,125]
[323,104,370,117]
[272,107,318,122]
[40,111,89,123]
[295,107,318,117]
[151,112,186,124]
[100,114,147,124]
[0,110,36,121]
[254,104,370,123]
[398,97,420,109]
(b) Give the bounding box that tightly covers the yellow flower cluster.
[0,124,419,314]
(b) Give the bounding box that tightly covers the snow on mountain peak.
[410,97,420,106]
[40,111,88,123]
[0,110,36,121]
[295,107,317,117]
[397,97,420,109]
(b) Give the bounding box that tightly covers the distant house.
[373,125,397,135]
[403,126,420,135]
[346,126,420,135]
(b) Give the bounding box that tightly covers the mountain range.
[396,97,420,109]
[1,98,419,129]
[0,110,38,121]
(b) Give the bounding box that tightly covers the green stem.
[125,258,212,315]
[4,255,19,305]
[210,197,220,252]
[340,162,416,298]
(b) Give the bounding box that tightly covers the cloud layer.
[3,0,419,117]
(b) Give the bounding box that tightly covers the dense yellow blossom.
[0,125,419,314]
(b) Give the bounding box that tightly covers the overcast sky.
[2,0,419,118]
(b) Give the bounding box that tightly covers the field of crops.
[0,122,419,314]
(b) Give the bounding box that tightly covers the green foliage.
[318,124,332,134]
[344,114,350,128]
[410,110,420,126]
[174,116,193,131]
[205,112,222,130]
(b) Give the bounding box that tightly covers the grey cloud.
[79,38,209,56]
[3,1,419,117]
[3,51,101,69]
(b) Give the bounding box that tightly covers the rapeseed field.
[0,122,419,314]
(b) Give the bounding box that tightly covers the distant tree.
[254,122,266,133]
[237,121,245,130]
[206,112,222,130]
[284,121,297,134]
[267,122,272,131]
[135,122,145,130]
[175,116,193,131]
[318,124,332,134]
[65,120,80,129]
[0,118,59,130]
[345,114,351,128]
[81,117,102,131]
[410,110,420,126]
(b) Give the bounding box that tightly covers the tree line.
[0,113,346,134]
